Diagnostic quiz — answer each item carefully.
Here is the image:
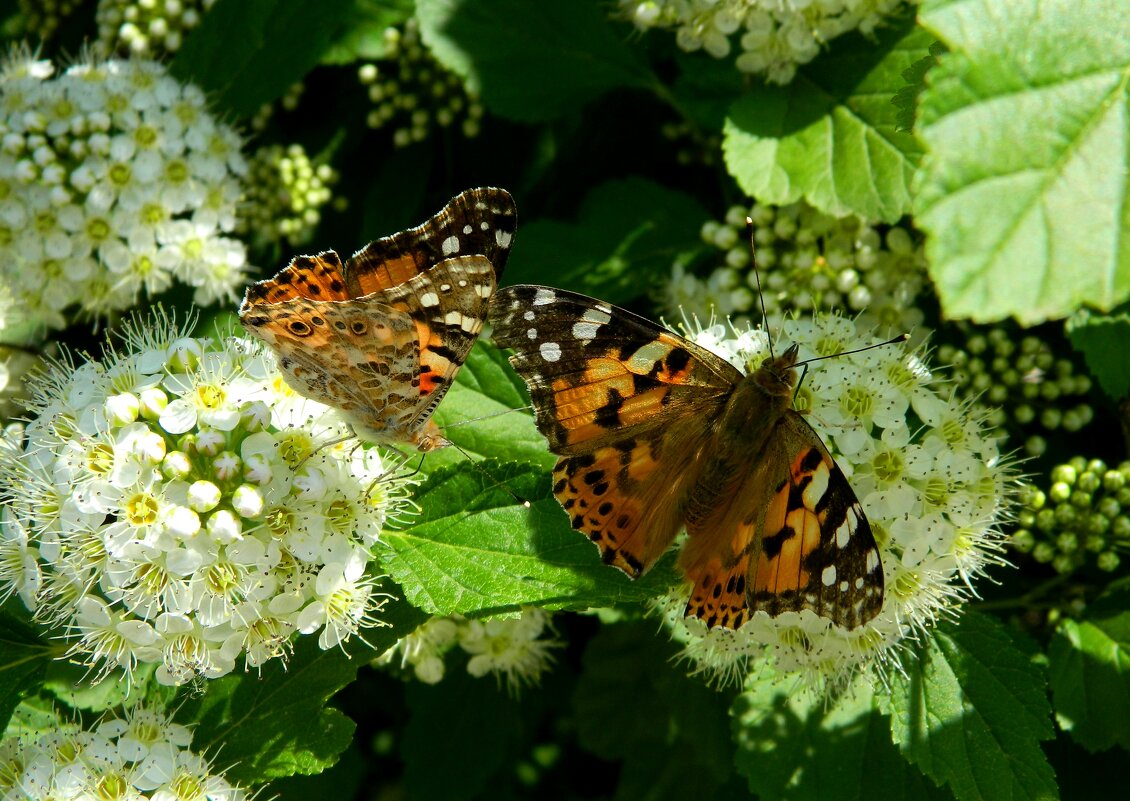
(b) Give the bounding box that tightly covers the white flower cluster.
[0,49,249,331]
[665,315,1013,686]
[378,608,560,691]
[96,0,218,57]
[664,201,926,337]
[357,19,484,147]
[238,143,339,249]
[623,0,917,83]
[0,707,245,800]
[0,312,412,685]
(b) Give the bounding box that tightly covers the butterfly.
[240,187,516,452]
[489,286,884,630]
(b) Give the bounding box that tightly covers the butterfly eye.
[287,321,312,336]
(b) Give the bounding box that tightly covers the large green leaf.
[723,14,928,223]
[171,0,356,117]
[734,674,949,801]
[176,588,426,784]
[915,0,1130,324]
[416,0,657,121]
[421,339,552,474]
[321,0,415,64]
[1048,578,1130,752]
[0,608,54,734]
[379,461,679,617]
[886,612,1057,801]
[1065,308,1130,401]
[572,622,735,801]
[503,177,711,305]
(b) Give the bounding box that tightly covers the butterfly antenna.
[448,439,532,508]
[441,404,535,429]
[795,334,910,368]
[746,216,775,360]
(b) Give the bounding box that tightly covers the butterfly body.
[240,187,516,452]
[490,286,883,631]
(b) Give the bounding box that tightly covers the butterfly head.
[750,342,800,399]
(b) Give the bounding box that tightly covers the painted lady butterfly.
[240,187,516,451]
[489,286,884,630]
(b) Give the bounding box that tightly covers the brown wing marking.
[554,423,701,578]
[681,462,788,630]
[240,251,350,311]
[345,187,516,296]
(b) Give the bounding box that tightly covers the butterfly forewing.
[346,187,516,296]
[489,285,737,454]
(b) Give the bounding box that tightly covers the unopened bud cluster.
[936,326,1093,457]
[1011,458,1130,575]
[357,19,484,147]
[95,0,218,57]
[664,201,926,336]
[238,143,340,249]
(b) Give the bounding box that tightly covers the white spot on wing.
[836,508,857,549]
[420,292,440,307]
[496,229,512,248]
[839,580,849,592]
[802,461,830,510]
[573,321,600,341]
[540,341,562,362]
[444,311,463,326]
[866,550,880,572]
[439,284,452,292]
[442,236,460,255]
[532,289,556,306]
[463,224,473,234]
[480,221,489,230]
[475,283,492,298]
[523,310,535,321]
[526,328,537,339]
[582,308,612,325]
[626,340,671,372]
[822,565,836,586]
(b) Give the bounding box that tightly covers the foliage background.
[2,0,1129,799]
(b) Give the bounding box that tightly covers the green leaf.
[321,0,415,64]
[915,0,1130,324]
[416,0,657,121]
[733,673,949,801]
[503,177,711,304]
[892,41,945,132]
[176,587,426,785]
[1048,578,1130,752]
[673,51,748,132]
[0,608,53,733]
[400,668,527,801]
[722,14,928,223]
[421,339,553,474]
[1065,308,1130,400]
[171,0,357,117]
[379,461,679,617]
[887,612,1057,801]
[572,622,734,800]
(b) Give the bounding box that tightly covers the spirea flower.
[0,705,247,801]
[376,608,561,691]
[1011,458,1130,575]
[0,310,413,685]
[96,0,218,57]
[663,201,927,337]
[0,48,250,330]
[662,314,1013,686]
[238,143,339,249]
[936,324,1094,458]
[622,0,920,84]
[357,19,484,147]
